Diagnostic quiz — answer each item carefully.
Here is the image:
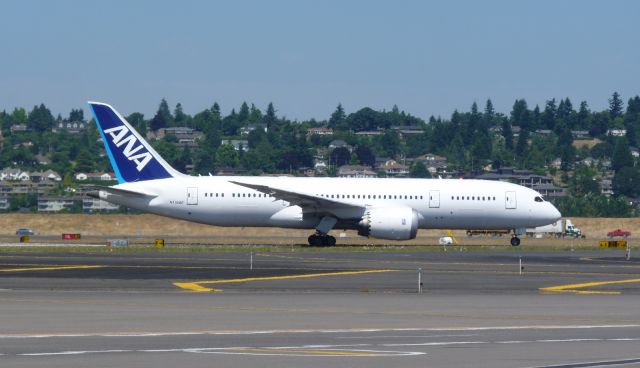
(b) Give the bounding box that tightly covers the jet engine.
[358,207,419,240]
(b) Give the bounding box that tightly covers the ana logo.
[103,125,152,171]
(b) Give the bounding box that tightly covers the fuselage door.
[187,187,198,205]
[505,191,516,209]
[429,190,440,208]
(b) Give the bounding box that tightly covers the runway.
[1,248,639,367]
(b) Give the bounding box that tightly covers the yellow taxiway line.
[173,269,398,292]
[0,265,104,272]
[540,278,640,295]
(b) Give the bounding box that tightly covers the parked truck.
[525,219,584,238]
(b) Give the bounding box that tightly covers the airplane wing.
[86,185,158,199]
[228,180,364,211]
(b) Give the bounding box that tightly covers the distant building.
[0,195,9,211]
[10,124,28,133]
[607,129,627,137]
[571,130,590,139]
[0,168,30,181]
[328,139,352,151]
[474,167,566,197]
[37,196,80,212]
[221,139,249,151]
[307,127,334,136]
[29,170,62,182]
[82,197,120,212]
[53,121,87,134]
[412,153,448,174]
[75,172,115,181]
[240,123,267,136]
[377,159,410,177]
[337,165,377,178]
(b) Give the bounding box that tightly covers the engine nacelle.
[358,207,419,240]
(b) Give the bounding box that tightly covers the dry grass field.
[0,214,637,247]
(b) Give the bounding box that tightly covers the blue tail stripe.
[89,104,125,184]
[89,102,173,183]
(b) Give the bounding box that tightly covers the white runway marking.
[1,324,638,339]
[11,337,640,358]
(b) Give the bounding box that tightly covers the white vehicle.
[525,219,583,238]
[87,102,562,247]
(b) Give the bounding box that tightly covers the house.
[29,170,62,182]
[413,153,448,174]
[328,139,352,151]
[630,147,640,158]
[337,165,377,178]
[82,197,120,212]
[571,130,590,139]
[307,127,334,136]
[474,167,566,197]
[377,159,410,177]
[221,139,249,152]
[0,168,30,181]
[607,129,627,137]
[10,124,28,133]
[390,125,424,138]
[240,123,267,136]
[355,130,383,137]
[53,121,87,134]
[37,196,80,212]
[0,195,9,211]
[75,172,115,181]
[600,178,614,197]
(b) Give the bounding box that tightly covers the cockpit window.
[534,196,544,202]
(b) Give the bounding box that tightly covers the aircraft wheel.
[510,236,521,247]
[327,236,336,246]
[308,235,321,246]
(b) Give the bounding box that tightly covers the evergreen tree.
[263,103,276,130]
[542,98,557,130]
[612,166,640,197]
[410,161,431,178]
[149,99,174,130]
[501,118,514,150]
[328,103,346,130]
[609,91,624,119]
[612,137,634,172]
[174,103,187,126]
[68,108,84,122]
[238,102,250,123]
[27,104,55,132]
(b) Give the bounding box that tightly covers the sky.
[1,0,639,121]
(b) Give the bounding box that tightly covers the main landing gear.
[510,235,521,247]
[308,233,336,246]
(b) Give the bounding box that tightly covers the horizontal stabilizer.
[86,185,157,199]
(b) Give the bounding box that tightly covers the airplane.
[87,101,562,247]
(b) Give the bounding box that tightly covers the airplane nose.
[549,203,562,222]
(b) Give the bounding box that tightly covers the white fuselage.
[99,176,561,232]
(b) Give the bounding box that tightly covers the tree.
[609,91,624,119]
[355,145,375,167]
[612,137,634,172]
[570,164,600,196]
[74,149,94,172]
[613,166,640,197]
[27,104,55,132]
[329,147,351,167]
[238,102,250,123]
[149,99,173,130]
[68,108,84,122]
[263,103,276,131]
[410,161,431,178]
[174,103,187,126]
[126,112,147,137]
[501,118,514,150]
[328,103,346,130]
[215,144,239,168]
